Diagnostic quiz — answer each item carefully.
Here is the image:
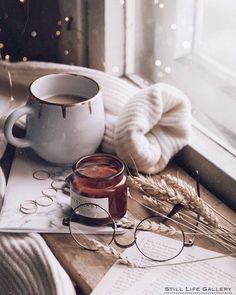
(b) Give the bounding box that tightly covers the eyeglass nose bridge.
[114,238,136,249]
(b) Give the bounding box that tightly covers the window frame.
[87,0,236,210]
[87,0,125,76]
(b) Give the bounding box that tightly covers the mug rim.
[29,73,101,107]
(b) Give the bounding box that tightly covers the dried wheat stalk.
[132,191,236,253]
[116,218,136,229]
[162,175,236,247]
[141,194,175,215]
[128,173,236,253]
[163,174,219,226]
[116,215,180,235]
[91,220,182,267]
[92,239,136,267]
[137,219,180,235]
[128,174,219,228]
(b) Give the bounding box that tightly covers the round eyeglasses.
[63,202,187,263]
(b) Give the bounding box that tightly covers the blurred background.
[0,0,236,155]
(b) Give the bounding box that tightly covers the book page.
[91,232,236,295]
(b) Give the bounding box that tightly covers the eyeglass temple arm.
[162,203,185,223]
[163,202,199,247]
[185,170,201,247]
[163,170,201,247]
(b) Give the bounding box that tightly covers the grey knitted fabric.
[0,233,76,295]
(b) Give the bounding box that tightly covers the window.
[94,0,236,208]
[125,0,236,156]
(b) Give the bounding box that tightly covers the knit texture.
[114,84,191,173]
[0,233,76,295]
[0,61,191,173]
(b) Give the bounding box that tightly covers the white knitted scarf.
[0,61,191,294]
[0,61,191,174]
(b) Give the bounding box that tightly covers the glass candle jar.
[70,153,127,223]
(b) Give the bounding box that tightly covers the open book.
[91,232,236,295]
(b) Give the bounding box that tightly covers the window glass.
[126,0,236,154]
[200,0,236,75]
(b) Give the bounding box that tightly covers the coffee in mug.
[4,73,105,165]
[42,94,87,104]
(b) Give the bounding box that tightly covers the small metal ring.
[35,196,54,207]
[20,207,38,214]
[50,175,66,181]
[42,188,57,198]
[33,170,50,180]
[20,200,38,214]
[51,179,66,191]
[20,200,37,210]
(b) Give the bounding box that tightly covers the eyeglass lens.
[69,203,116,251]
[134,215,185,262]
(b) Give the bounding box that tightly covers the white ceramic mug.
[4,73,105,165]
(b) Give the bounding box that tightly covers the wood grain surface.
[43,163,236,294]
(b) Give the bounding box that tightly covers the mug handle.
[4,104,34,148]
